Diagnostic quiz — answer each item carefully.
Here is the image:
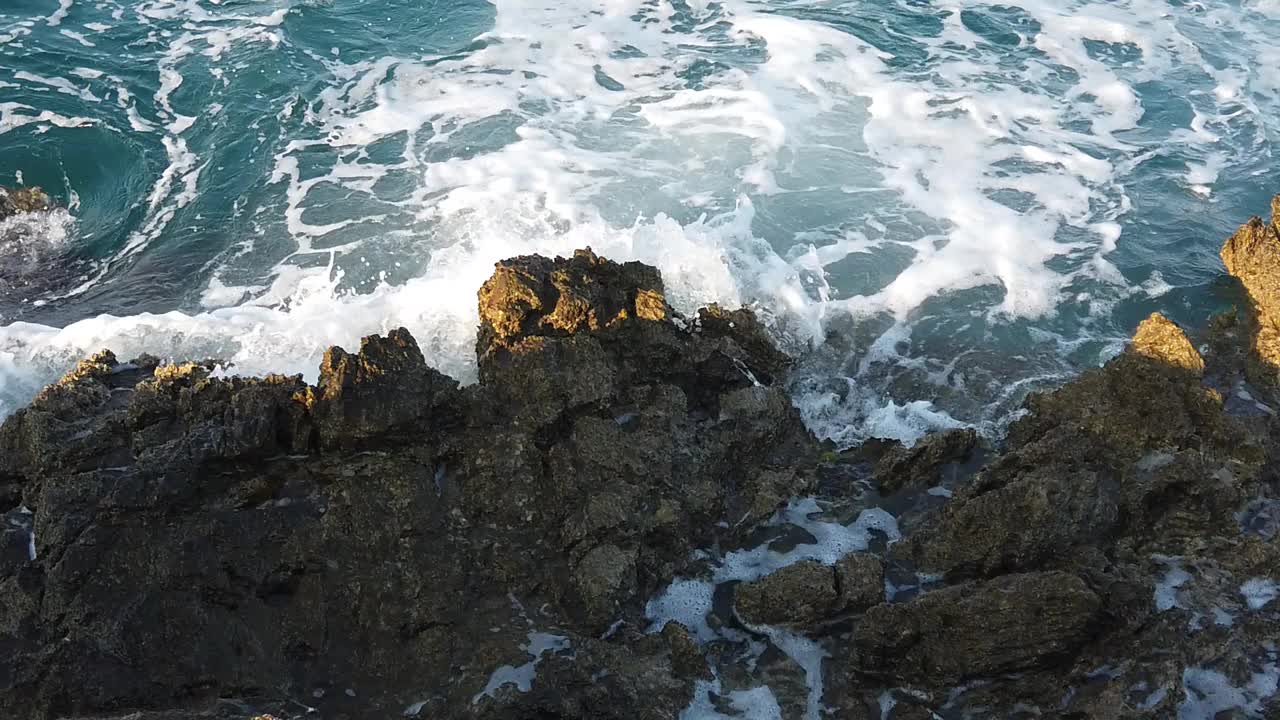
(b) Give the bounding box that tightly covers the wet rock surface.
[733,560,842,628]
[3,200,1280,720]
[1222,196,1280,392]
[871,428,978,496]
[0,249,817,720]
[0,185,50,220]
[852,571,1102,684]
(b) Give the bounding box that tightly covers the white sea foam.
[59,29,93,47]
[472,631,570,704]
[1154,557,1191,613]
[12,71,100,102]
[645,579,716,643]
[716,497,898,583]
[1241,578,1279,611]
[681,680,785,720]
[46,0,73,28]
[647,495,897,718]
[3,0,1280,447]
[1178,664,1280,719]
[0,207,77,324]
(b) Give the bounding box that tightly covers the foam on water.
[1178,663,1280,719]
[645,578,717,644]
[715,497,898,583]
[681,680,784,720]
[2,1,1280,442]
[1154,556,1192,613]
[647,495,898,718]
[1240,578,1279,611]
[471,631,571,704]
[0,208,75,301]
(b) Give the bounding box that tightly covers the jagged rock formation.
[3,197,1280,720]
[840,305,1278,717]
[0,249,816,720]
[871,427,978,495]
[1222,196,1280,392]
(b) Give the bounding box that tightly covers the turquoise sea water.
[1,0,1279,443]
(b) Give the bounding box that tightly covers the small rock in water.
[0,186,50,220]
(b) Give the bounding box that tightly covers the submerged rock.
[0,185,85,318]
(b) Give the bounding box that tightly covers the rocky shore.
[2,201,1279,719]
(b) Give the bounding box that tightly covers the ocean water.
[1,0,1279,446]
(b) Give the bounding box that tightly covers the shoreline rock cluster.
[2,202,1280,718]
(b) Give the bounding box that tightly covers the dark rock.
[661,622,712,681]
[900,455,1120,578]
[474,248,662,427]
[1131,312,1206,374]
[0,507,34,578]
[476,247,668,352]
[853,296,1279,717]
[693,304,792,384]
[850,571,1101,685]
[835,552,885,612]
[474,248,797,426]
[898,313,1262,579]
[306,327,458,449]
[872,428,978,495]
[5,213,1280,720]
[0,249,818,720]
[572,543,638,628]
[0,350,123,481]
[472,630,699,720]
[730,552,883,630]
[733,560,841,628]
[1005,315,1249,465]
